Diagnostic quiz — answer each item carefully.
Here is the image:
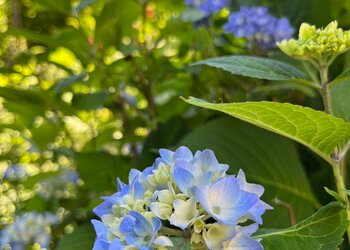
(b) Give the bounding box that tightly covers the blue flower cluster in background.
[224,6,294,50]
[3,165,29,181]
[184,1,294,51]
[36,169,80,200]
[185,0,230,16]
[0,212,59,250]
[92,146,271,249]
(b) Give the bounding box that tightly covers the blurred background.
[1,0,350,249]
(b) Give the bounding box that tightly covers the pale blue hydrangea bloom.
[0,212,59,250]
[224,6,294,50]
[92,146,270,249]
[185,0,230,15]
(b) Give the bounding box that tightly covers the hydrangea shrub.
[92,146,271,249]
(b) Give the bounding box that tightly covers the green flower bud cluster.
[278,21,350,66]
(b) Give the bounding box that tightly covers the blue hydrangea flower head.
[185,0,230,16]
[0,212,59,249]
[224,6,294,50]
[36,169,80,200]
[92,146,270,249]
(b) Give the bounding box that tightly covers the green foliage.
[257,202,348,250]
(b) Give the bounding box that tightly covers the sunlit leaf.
[183,97,350,164]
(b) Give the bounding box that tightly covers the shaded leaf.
[330,79,350,123]
[192,56,318,89]
[257,202,348,250]
[180,117,317,227]
[72,91,109,110]
[183,97,350,165]
[75,152,128,191]
[56,224,95,250]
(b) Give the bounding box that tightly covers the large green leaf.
[257,202,348,249]
[180,117,317,228]
[192,56,318,89]
[56,224,95,250]
[183,97,350,164]
[330,79,350,123]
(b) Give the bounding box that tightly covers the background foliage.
[1,0,350,249]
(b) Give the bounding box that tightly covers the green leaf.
[72,91,109,110]
[183,97,350,165]
[192,56,319,89]
[56,224,95,250]
[329,68,350,86]
[180,117,318,227]
[257,202,348,250]
[75,152,128,191]
[31,121,60,150]
[324,187,346,204]
[330,79,350,123]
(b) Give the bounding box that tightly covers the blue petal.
[116,178,126,192]
[159,149,174,165]
[119,215,136,234]
[129,179,145,200]
[173,146,193,161]
[91,220,107,239]
[129,168,142,183]
[173,167,194,195]
[93,200,112,217]
[92,239,110,250]
[130,211,153,236]
[109,238,123,250]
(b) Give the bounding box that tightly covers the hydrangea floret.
[92,146,272,249]
[3,164,29,181]
[224,6,294,51]
[277,21,350,66]
[185,0,229,16]
[0,212,59,250]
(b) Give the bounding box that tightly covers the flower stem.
[319,64,350,242]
